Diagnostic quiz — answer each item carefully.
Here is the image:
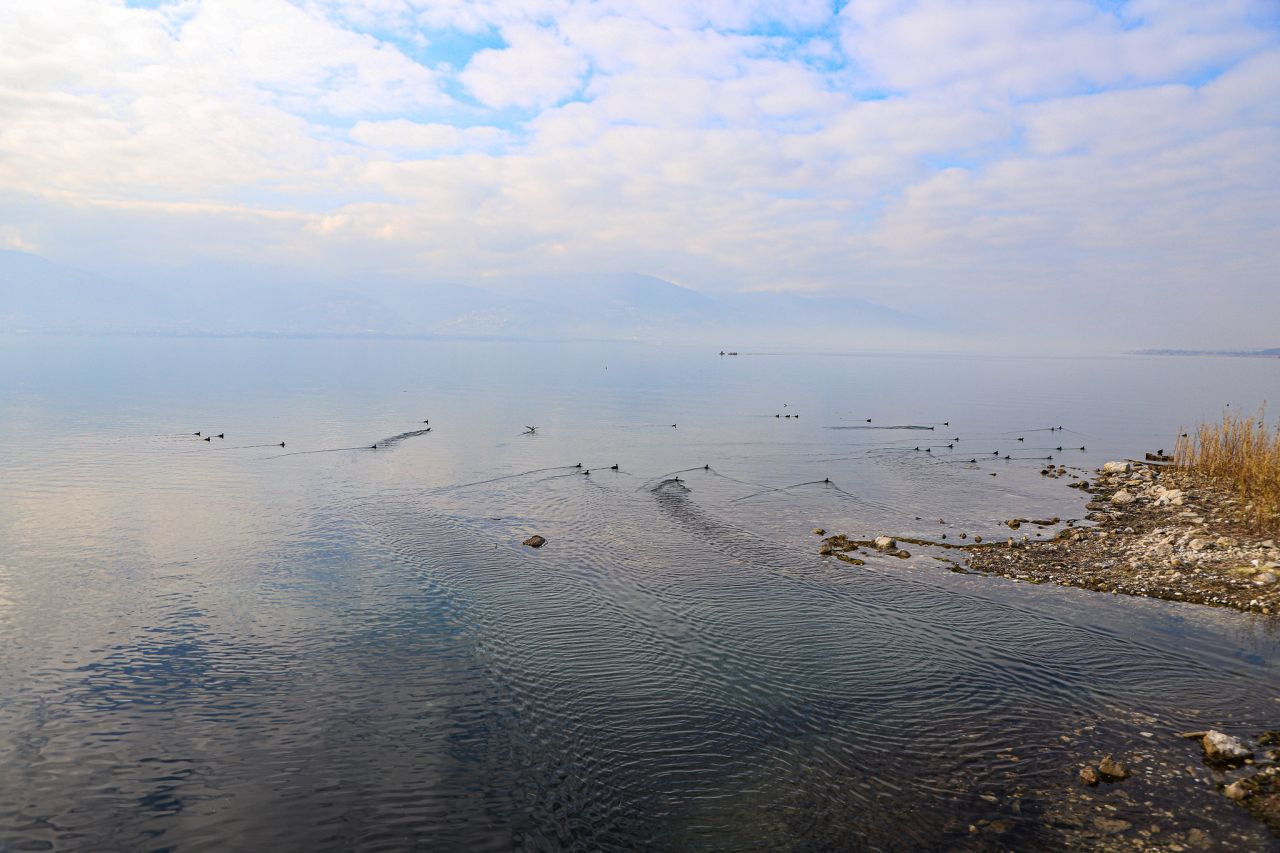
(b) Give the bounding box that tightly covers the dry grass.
[1175,408,1280,534]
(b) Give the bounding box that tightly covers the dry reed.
[1175,408,1280,534]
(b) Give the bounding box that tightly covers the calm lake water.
[1,336,1278,851]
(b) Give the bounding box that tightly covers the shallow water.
[1,337,1278,850]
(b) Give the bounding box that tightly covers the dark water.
[1,337,1278,851]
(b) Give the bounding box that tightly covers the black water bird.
[992,451,998,455]
[1079,446,1086,451]
[194,431,201,436]
[775,414,780,418]
[279,442,285,447]
[1056,446,1063,451]
[926,448,931,453]
[610,464,618,470]
[524,426,538,434]
[574,462,582,468]
[423,420,429,424]
[583,470,590,475]
[914,446,920,451]
[671,424,677,428]
[866,418,871,423]
[204,436,211,441]
[947,443,953,449]
[217,433,224,439]
[1017,437,1024,442]
[371,444,378,449]
[824,477,830,483]
[704,464,710,470]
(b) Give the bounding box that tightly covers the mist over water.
[1,336,1278,850]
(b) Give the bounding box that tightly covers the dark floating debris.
[374,428,431,448]
[523,535,546,548]
[827,424,935,431]
[524,426,538,435]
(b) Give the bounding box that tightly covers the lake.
[1,336,1278,850]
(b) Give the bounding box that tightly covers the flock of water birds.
[180,405,1091,521]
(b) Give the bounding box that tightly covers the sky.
[1,0,1278,348]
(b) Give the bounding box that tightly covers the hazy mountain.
[0,251,930,343]
[0,250,187,333]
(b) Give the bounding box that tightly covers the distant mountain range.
[1133,348,1280,358]
[0,250,934,344]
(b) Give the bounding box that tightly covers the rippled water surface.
[2,337,1279,851]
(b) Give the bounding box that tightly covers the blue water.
[1,337,1278,850]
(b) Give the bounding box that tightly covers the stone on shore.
[873,536,896,551]
[1102,461,1132,474]
[1110,489,1136,506]
[1225,779,1251,801]
[1201,730,1251,763]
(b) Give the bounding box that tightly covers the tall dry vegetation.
[1175,409,1280,534]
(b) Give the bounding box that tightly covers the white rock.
[873,536,896,550]
[1189,538,1210,552]
[1201,730,1251,762]
[1255,572,1277,585]
[1102,461,1132,474]
[1110,490,1136,506]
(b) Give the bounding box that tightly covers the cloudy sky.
[1,0,1278,347]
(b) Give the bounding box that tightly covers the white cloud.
[460,24,586,109]
[350,119,507,149]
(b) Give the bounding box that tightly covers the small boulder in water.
[522,535,547,548]
[1098,755,1131,781]
[1079,766,1100,786]
[873,536,897,551]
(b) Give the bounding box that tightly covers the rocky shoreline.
[963,459,1280,615]
[819,458,1280,615]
